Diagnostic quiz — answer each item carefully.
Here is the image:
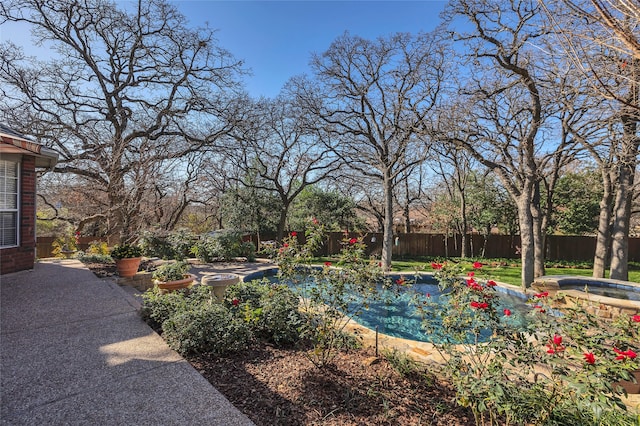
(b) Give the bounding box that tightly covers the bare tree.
[331,171,386,232]
[296,32,446,269]
[393,162,429,234]
[194,156,243,232]
[227,93,340,241]
[428,143,475,258]
[544,0,640,279]
[440,0,582,288]
[0,0,245,241]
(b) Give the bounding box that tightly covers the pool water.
[562,284,640,302]
[269,273,531,343]
[354,277,531,343]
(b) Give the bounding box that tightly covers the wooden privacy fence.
[37,233,640,262]
[256,232,640,262]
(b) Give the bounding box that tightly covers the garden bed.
[84,260,473,424]
[188,345,474,426]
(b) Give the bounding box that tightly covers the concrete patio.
[0,259,256,425]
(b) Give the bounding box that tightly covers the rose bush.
[275,220,391,368]
[415,262,639,425]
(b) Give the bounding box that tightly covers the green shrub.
[190,236,224,262]
[77,252,113,264]
[191,231,256,262]
[110,243,142,259]
[139,229,197,260]
[224,280,266,307]
[224,280,303,346]
[86,240,109,255]
[139,232,174,259]
[162,303,253,355]
[140,285,214,330]
[140,286,191,330]
[141,280,299,355]
[151,260,190,282]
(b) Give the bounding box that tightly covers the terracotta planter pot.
[115,257,142,277]
[156,274,197,292]
[201,273,240,301]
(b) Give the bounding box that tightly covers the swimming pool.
[247,270,531,343]
[353,275,531,343]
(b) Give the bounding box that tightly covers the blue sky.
[176,1,448,97]
[1,1,448,98]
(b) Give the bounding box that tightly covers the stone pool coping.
[532,275,640,318]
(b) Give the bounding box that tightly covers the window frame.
[0,157,20,249]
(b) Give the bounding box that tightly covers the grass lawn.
[315,257,640,285]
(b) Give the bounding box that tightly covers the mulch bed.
[85,261,474,425]
[188,345,473,426]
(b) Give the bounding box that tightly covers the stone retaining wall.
[117,272,154,292]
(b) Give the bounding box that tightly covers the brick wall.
[1,156,36,274]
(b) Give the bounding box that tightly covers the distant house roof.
[0,124,58,169]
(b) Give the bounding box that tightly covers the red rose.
[503,308,511,316]
[232,299,240,306]
[584,352,596,364]
[614,348,637,360]
[546,336,565,354]
[467,279,483,291]
[472,261,483,269]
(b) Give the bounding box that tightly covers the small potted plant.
[152,260,196,292]
[110,243,143,277]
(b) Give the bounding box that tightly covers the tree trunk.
[381,175,394,270]
[404,203,411,233]
[531,182,545,278]
[593,168,613,278]
[276,203,289,242]
[609,71,639,281]
[609,176,633,280]
[444,231,449,258]
[481,227,490,258]
[517,189,535,290]
[609,135,638,280]
[107,171,127,242]
[460,194,468,258]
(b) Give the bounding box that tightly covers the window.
[0,160,19,247]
